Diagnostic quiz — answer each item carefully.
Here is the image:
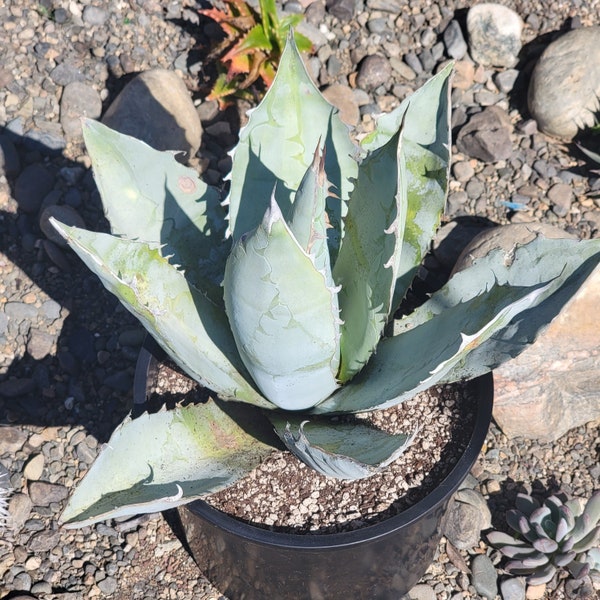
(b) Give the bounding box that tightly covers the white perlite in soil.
[148,360,479,534]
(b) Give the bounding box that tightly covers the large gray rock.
[455,223,600,441]
[467,3,523,67]
[102,69,202,161]
[528,27,600,140]
[493,263,600,441]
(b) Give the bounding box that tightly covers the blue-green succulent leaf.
[224,197,340,410]
[418,237,600,385]
[51,220,273,409]
[361,63,452,308]
[226,34,358,249]
[582,491,600,527]
[60,400,276,527]
[516,493,541,516]
[585,547,600,572]
[82,119,229,297]
[572,526,600,553]
[333,130,406,382]
[487,531,531,548]
[553,551,577,567]
[313,278,553,414]
[533,537,558,554]
[288,146,334,286]
[530,505,552,527]
[505,562,556,585]
[270,414,414,480]
[312,236,599,415]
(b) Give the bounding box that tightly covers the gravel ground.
[0,0,599,599]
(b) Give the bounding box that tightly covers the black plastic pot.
[135,339,493,600]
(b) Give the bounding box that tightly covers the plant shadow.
[0,57,240,445]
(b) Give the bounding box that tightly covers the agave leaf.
[60,400,276,528]
[224,197,340,410]
[51,221,274,409]
[361,63,451,308]
[82,120,229,297]
[402,237,600,385]
[226,32,358,248]
[270,414,415,480]
[288,146,333,284]
[333,130,406,382]
[313,277,553,414]
[316,237,600,414]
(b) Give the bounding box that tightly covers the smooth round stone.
[471,553,498,599]
[467,3,523,67]
[39,204,86,247]
[60,82,103,140]
[528,27,600,139]
[14,164,55,214]
[102,69,202,161]
[23,454,45,481]
[442,488,491,550]
[500,576,526,600]
[356,54,392,90]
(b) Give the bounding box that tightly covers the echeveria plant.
[52,36,600,527]
[488,491,600,584]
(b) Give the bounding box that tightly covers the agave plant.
[488,491,600,585]
[51,35,600,528]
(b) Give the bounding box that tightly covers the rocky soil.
[1,0,599,599]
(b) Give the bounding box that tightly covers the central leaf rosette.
[224,195,341,410]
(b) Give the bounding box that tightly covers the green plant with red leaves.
[200,0,312,107]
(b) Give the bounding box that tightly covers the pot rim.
[135,336,493,549]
